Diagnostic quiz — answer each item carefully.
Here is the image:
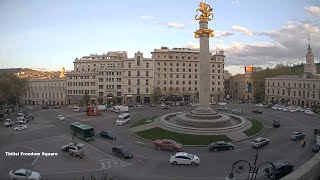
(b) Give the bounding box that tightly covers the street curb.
[232,118,265,143]
[128,117,265,147]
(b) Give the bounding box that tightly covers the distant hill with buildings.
[0,68,61,79]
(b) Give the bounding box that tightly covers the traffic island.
[134,127,232,145]
[129,116,158,128]
[243,118,264,137]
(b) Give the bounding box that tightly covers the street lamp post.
[226,148,276,180]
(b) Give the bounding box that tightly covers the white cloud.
[231,1,240,6]
[167,22,185,29]
[140,16,155,20]
[215,31,235,38]
[185,41,199,49]
[304,6,320,17]
[232,25,254,35]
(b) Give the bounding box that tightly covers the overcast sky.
[0,0,319,74]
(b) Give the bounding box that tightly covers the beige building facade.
[22,78,66,106]
[225,72,254,101]
[265,44,320,107]
[152,47,225,102]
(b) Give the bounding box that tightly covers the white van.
[113,106,129,113]
[116,113,130,125]
[97,105,107,111]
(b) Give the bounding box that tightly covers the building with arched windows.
[265,44,320,108]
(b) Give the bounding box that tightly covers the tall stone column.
[195,20,212,113]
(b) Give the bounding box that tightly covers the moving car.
[14,125,28,131]
[52,105,60,109]
[305,110,314,115]
[150,104,156,107]
[116,113,130,125]
[218,102,227,106]
[18,117,27,124]
[100,130,116,140]
[251,137,269,148]
[112,146,133,159]
[153,139,183,152]
[57,115,65,120]
[273,120,280,128]
[252,109,263,114]
[61,143,84,158]
[208,141,234,151]
[264,162,294,180]
[170,152,200,165]
[9,168,41,180]
[312,144,320,153]
[291,132,305,141]
[218,107,228,111]
[26,106,33,110]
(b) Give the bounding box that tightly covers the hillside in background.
[0,68,60,79]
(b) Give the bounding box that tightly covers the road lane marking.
[40,168,104,174]
[18,145,39,166]
[19,135,66,144]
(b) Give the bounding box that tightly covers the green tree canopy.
[82,92,90,106]
[151,86,161,103]
[97,96,104,105]
[0,72,29,106]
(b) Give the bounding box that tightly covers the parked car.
[162,105,171,109]
[112,146,133,159]
[170,152,200,165]
[290,108,297,112]
[25,114,34,120]
[57,115,65,120]
[150,104,156,107]
[14,124,28,131]
[273,120,280,128]
[251,137,269,148]
[255,103,263,107]
[61,143,84,158]
[42,106,49,109]
[136,103,142,107]
[218,107,228,111]
[232,109,242,114]
[26,106,34,110]
[52,105,60,109]
[69,105,78,109]
[153,139,183,151]
[100,130,116,140]
[218,102,227,106]
[264,162,294,180]
[208,141,234,151]
[291,132,305,141]
[9,168,41,180]
[4,119,14,127]
[305,110,314,115]
[312,144,320,153]
[252,109,263,114]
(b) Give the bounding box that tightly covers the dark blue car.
[100,131,116,140]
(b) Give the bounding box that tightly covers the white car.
[170,152,200,165]
[57,115,65,120]
[116,113,130,125]
[218,102,227,106]
[289,108,297,112]
[161,103,166,107]
[9,168,41,180]
[255,103,263,107]
[26,106,33,110]
[14,125,28,131]
[271,106,278,110]
[305,110,314,115]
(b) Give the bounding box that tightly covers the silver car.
[251,137,269,148]
[9,168,41,180]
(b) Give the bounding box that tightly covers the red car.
[152,139,183,151]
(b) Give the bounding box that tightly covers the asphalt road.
[0,103,319,180]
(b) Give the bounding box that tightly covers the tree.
[82,92,90,106]
[151,86,161,103]
[0,72,29,106]
[97,96,104,105]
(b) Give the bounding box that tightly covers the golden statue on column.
[194,2,214,39]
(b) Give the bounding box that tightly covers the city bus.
[70,122,95,141]
[314,126,320,145]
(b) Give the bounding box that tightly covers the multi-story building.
[123,51,154,104]
[265,44,320,107]
[225,72,254,101]
[22,78,66,106]
[152,47,225,102]
[65,51,126,105]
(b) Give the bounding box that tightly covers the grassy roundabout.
[129,116,158,128]
[134,127,231,145]
[243,118,264,136]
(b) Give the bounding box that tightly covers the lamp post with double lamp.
[225,148,276,180]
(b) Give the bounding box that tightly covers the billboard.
[245,66,253,72]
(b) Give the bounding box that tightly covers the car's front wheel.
[172,161,177,165]
[191,162,196,166]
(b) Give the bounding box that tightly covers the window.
[146,79,149,85]
[99,92,103,96]
[137,56,141,66]
[117,92,121,96]
[117,85,121,89]
[128,71,131,76]
[170,81,173,85]
[146,71,149,76]
[146,63,149,68]
[137,79,140,85]
[137,71,140,76]
[99,85,103,89]
[128,63,131,68]
[128,88,131,93]
[146,87,149,93]
[176,81,179,85]
[137,87,140,94]
[128,79,131,85]
[99,78,103,82]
